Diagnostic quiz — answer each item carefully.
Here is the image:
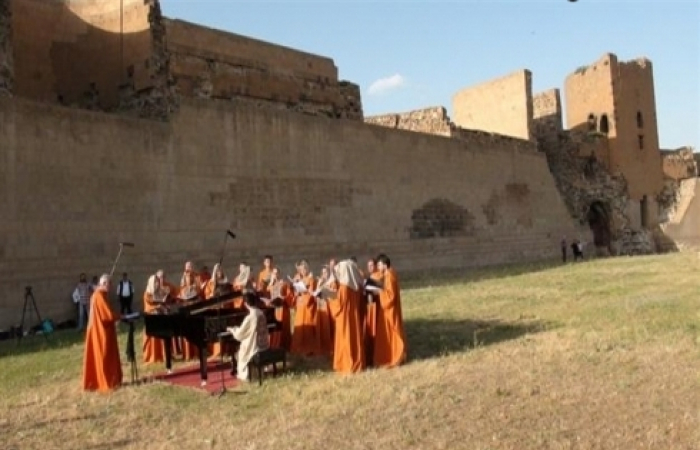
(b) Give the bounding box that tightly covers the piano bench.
[250,347,287,386]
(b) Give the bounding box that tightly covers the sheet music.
[365,285,381,293]
[292,280,308,294]
[122,312,141,321]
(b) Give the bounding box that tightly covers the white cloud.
[367,74,407,96]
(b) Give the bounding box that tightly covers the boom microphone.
[226,231,236,239]
[120,242,135,247]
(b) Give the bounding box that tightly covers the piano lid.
[174,290,242,315]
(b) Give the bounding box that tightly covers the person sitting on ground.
[226,291,270,382]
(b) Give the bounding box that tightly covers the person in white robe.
[227,292,270,382]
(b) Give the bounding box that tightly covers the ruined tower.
[564,53,664,229]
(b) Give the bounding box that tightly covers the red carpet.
[151,361,240,394]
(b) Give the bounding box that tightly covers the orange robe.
[178,274,203,361]
[257,268,273,294]
[203,279,236,359]
[328,285,366,373]
[82,290,122,392]
[267,282,293,351]
[142,292,166,364]
[373,268,407,368]
[316,280,335,356]
[291,274,320,356]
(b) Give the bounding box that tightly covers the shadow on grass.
[8,414,101,433]
[285,317,557,375]
[401,259,568,290]
[405,317,556,361]
[0,324,137,359]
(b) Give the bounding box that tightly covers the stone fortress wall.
[0,0,582,329]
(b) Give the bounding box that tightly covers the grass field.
[1,253,699,450]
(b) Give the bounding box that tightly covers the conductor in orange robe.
[327,260,366,373]
[82,274,123,392]
[373,254,407,368]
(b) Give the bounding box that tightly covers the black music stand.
[214,284,230,398]
[17,286,48,345]
[122,313,141,384]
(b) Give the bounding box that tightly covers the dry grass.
[1,253,699,450]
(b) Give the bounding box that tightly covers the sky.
[160,0,699,150]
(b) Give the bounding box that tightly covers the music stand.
[122,312,141,384]
[214,284,230,398]
[17,286,48,345]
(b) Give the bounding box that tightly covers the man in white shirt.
[116,272,134,314]
[227,292,270,382]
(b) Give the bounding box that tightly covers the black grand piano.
[143,290,281,384]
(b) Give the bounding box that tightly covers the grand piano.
[143,290,281,384]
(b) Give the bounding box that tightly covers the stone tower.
[564,53,664,229]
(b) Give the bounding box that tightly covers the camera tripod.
[17,286,48,344]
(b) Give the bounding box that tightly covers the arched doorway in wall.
[587,201,612,253]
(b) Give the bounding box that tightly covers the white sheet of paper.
[365,285,381,293]
[293,281,308,294]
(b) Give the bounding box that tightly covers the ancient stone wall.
[452,70,533,141]
[11,0,155,111]
[0,0,11,95]
[0,95,579,329]
[661,147,698,180]
[532,89,562,149]
[365,107,452,136]
[164,19,363,120]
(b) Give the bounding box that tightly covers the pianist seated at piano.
[226,291,271,383]
[142,274,170,364]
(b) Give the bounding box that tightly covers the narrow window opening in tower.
[636,111,644,128]
[599,114,609,134]
[587,114,597,131]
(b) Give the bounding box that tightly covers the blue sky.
[161,0,699,150]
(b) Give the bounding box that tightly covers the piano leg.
[198,345,208,385]
[164,337,173,374]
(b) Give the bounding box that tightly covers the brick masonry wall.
[0,0,11,95]
[452,70,533,141]
[11,0,155,110]
[0,96,579,329]
[164,19,363,120]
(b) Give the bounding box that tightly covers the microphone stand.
[214,231,235,398]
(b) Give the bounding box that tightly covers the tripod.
[17,286,48,344]
[124,317,139,384]
[213,230,236,398]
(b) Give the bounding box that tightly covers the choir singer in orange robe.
[373,254,407,368]
[327,260,366,373]
[82,274,123,392]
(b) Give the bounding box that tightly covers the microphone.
[120,242,135,248]
[226,231,236,239]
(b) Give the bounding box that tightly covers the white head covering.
[212,263,228,284]
[333,259,363,292]
[146,275,157,295]
[235,264,251,286]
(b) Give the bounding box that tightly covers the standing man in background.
[116,272,134,315]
